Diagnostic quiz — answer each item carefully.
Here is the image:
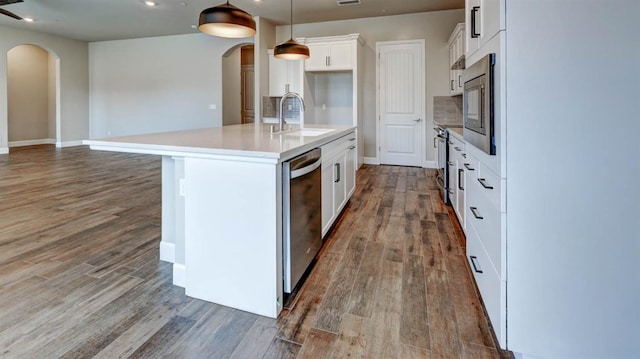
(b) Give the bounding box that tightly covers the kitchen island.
[84,123,356,318]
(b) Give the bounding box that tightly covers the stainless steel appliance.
[283,148,322,294]
[463,53,496,155]
[434,126,449,203]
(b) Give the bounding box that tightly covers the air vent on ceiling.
[337,0,361,6]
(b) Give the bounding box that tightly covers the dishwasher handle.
[291,158,321,179]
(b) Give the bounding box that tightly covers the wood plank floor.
[0,145,512,358]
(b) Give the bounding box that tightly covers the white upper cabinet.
[448,23,465,96]
[301,34,361,72]
[465,0,505,59]
[267,49,303,96]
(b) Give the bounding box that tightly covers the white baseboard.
[9,138,56,147]
[363,157,380,165]
[56,140,84,148]
[173,263,186,288]
[0,148,8,154]
[159,241,176,263]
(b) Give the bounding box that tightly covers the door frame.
[375,39,426,167]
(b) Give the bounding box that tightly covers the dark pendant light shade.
[198,1,256,38]
[274,39,310,60]
[274,0,309,60]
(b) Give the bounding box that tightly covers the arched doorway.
[222,43,254,126]
[6,44,59,151]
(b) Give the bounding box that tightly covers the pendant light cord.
[290,0,293,39]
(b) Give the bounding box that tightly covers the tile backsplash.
[433,96,463,126]
[262,96,301,123]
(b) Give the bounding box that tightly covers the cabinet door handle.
[471,6,480,38]
[334,163,340,183]
[451,80,454,91]
[458,169,464,190]
[349,137,356,141]
[464,163,474,171]
[477,178,494,189]
[470,206,483,220]
[448,161,454,167]
[326,56,330,67]
[470,255,483,273]
[454,146,462,151]
[348,145,356,150]
[433,136,438,148]
[462,153,467,158]
[458,74,462,87]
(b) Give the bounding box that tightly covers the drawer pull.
[464,163,474,171]
[462,153,467,158]
[349,137,356,141]
[470,206,483,220]
[470,255,483,273]
[448,161,454,166]
[458,168,464,190]
[454,146,462,151]
[477,178,494,189]
[348,145,356,150]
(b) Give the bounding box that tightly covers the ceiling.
[0,0,464,42]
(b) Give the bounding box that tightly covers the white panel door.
[378,41,424,166]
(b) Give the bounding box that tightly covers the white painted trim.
[423,160,437,169]
[8,138,56,147]
[159,241,176,263]
[57,140,84,148]
[0,148,9,154]
[363,157,380,165]
[173,263,186,288]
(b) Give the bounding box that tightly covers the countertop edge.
[83,125,356,162]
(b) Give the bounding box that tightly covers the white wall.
[222,46,242,126]
[48,52,57,139]
[0,24,88,151]
[89,33,253,138]
[276,9,464,161]
[7,45,50,143]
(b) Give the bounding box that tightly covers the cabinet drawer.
[477,161,505,212]
[466,184,504,278]
[466,225,506,346]
[321,132,355,160]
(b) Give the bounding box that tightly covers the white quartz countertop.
[83,124,356,161]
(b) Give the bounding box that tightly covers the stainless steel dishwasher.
[283,148,322,294]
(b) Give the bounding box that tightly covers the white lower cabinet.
[464,151,506,346]
[466,223,506,345]
[321,131,356,237]
[448,133,466,229]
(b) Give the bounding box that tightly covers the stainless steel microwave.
[463,53,496,155]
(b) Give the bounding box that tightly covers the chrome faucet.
[278,92,305,133]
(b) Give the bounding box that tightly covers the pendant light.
[274,0,309,60]
[198,1,256,38]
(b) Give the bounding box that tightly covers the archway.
[222,43,254,126]
[6,44,59,151]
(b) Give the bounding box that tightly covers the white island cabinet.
[84,123,355,318]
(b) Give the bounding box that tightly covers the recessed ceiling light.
[23,17,34,22]
[145,1,156,6]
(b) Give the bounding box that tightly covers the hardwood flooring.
[0,145,511,358]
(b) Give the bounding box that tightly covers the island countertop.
[83,123,356,161]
